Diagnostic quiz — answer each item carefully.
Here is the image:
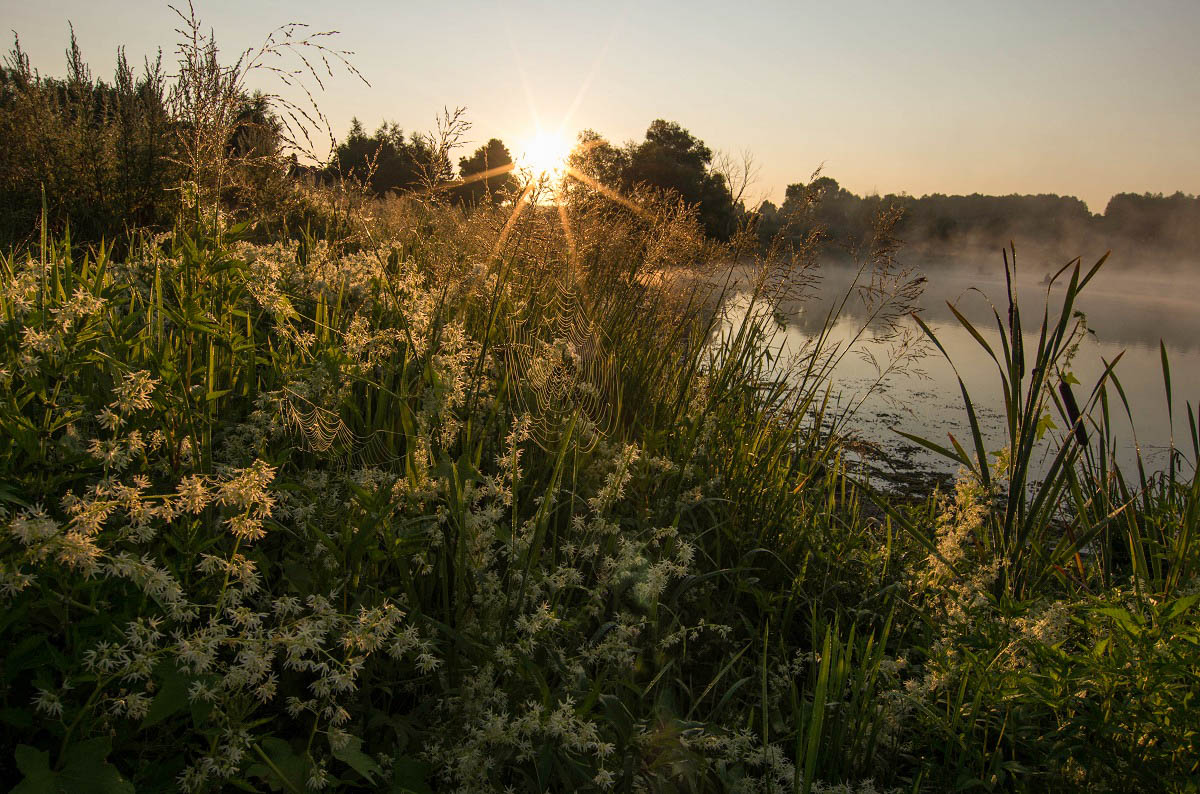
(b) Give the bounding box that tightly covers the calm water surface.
[734,260,1200,488]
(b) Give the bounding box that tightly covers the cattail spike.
[1059,380,1088,448]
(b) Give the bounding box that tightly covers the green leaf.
[142,663,191,729]
[60,738,135,793]
[249,738,308,793]
[1161,340,1173,431]
[1162,592,1200,622]
[1095,606,1143,635]
[0,480,30,509]
[1034,411,1057,441]
[12,745,56,793]
[332,736,382,784]
[13,739,134,794]
[389,756,434,794]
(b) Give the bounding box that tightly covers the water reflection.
[736,258,1200,487]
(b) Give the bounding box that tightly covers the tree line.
[322,117,741,239]
[0,30,312,248]
[0,34,178,244]
[0,27,746,247]
[4,29,1198,266]
[755,178,1200,267]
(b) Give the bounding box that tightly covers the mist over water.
[739,255,1200,488]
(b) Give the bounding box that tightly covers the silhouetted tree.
[570,129,627,188]
[753,199,783,249]
[766,177,1115,265]
[0,31,181,244]
[623,120,736,238]
[567,121,736,239]
[327,119,451,196]
[228,91,281,160]
[451,138,514,205]
[1103,192,1200,250]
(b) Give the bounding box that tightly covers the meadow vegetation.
[1,12,1199,793]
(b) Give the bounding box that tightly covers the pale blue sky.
[8,0,1200,211]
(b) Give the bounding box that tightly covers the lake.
[726,255,1200,490]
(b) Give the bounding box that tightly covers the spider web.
[278,386,357,453]
[276,385,412,470]
[502,276,618,452]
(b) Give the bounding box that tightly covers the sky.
[7,0,1200,212]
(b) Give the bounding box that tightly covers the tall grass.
[873,245,1200,789]
[0,182,882,791]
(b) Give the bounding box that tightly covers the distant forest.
[754,181,1200,270]
[3,33,1198,269]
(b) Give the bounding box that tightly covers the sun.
[516,131,573,182]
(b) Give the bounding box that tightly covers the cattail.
[1058,380,1088,448]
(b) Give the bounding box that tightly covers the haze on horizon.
[7,0,1200,212]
